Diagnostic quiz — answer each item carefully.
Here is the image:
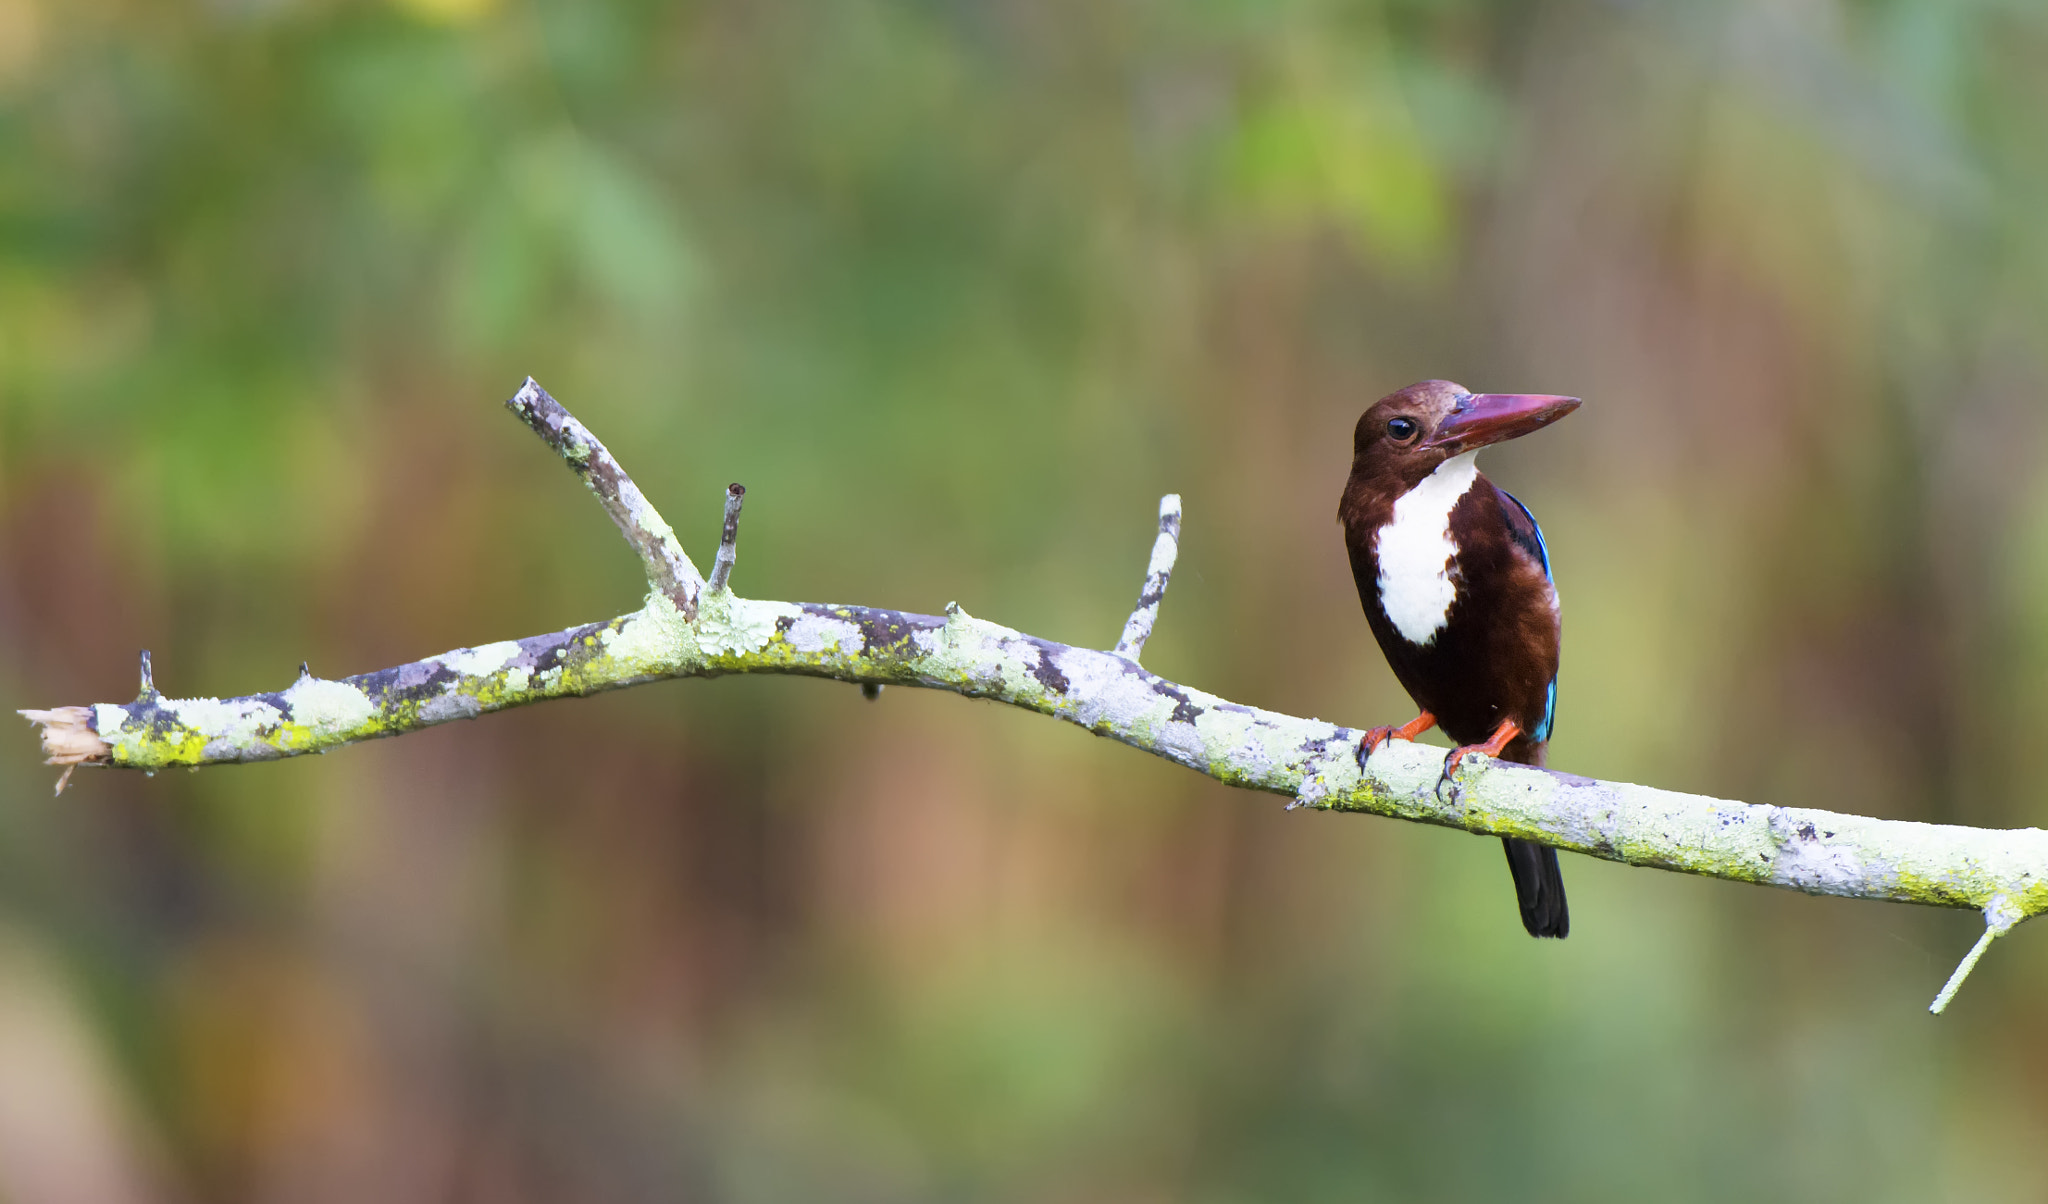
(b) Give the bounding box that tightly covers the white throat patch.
[1374,451,1479,645]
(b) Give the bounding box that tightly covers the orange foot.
[1355,710,1436,772]
[1437,718,1522,800]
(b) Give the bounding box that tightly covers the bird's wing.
[1496,487,1551,580]
[1497,487,1558,742]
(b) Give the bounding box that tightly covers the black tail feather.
[1502,837,1568,938]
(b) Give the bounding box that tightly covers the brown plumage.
[1338,380,1579,938]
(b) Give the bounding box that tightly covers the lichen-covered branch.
[18,380,2044,1013]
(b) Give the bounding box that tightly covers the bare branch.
[706,483,746,594]
[1114,494,1182,663]
[18,381,2045,1012]
[504,378,704,615]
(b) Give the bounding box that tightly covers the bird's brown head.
[1347,379,1581,501]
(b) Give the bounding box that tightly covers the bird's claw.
[1435,746,1483,802]
[1355,726,1398,772]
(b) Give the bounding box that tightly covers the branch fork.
[20,379,2046,1015]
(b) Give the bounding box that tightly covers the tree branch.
[18,381,2044,1013]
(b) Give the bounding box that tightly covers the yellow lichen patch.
[2011,878,2048,920]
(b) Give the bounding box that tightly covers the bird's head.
[1350,379,1581,493]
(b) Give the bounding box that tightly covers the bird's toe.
[1435,745,1482,801]
[1356,726,1396,771]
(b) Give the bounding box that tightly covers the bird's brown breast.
[1344,472,1560,760]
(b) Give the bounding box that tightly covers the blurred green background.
[4,0,2048,1199]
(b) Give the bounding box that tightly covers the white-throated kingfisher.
[1339,380,1580,938]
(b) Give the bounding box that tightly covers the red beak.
[1423,393,1581,454]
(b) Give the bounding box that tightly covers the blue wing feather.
[1498,488,1558,742]
[1498,489,1551,580]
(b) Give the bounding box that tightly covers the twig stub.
[707,483,746,594]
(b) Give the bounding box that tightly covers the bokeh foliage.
[4,0,2048,1199]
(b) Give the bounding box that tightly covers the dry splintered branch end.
[20,379,2048,1015]
[17,707,106,795]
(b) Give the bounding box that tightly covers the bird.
[1338,380,1580,938]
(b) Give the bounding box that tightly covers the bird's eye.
[1386,417,1420,442]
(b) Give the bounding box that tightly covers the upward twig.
[505,378,704,615]
[1114,494,1181,663]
